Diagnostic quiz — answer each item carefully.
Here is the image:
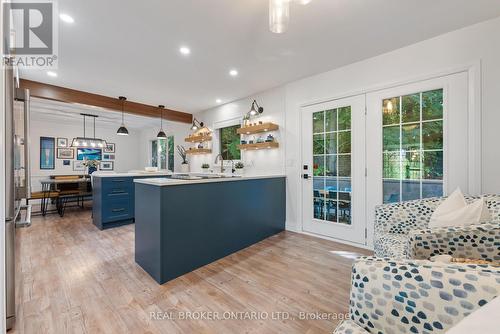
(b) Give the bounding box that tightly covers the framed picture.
[100,161,114,171]
[73,161,86,171]
[40,137,55,170]
[104,143,115,153]
[103,154,115,160]
[57,148,74,159]
[57,137,68,147]
[77,148,102,160]
[63,160,71,166]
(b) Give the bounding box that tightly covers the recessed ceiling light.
[47,71,57,77]
[179,46,191,55]
[216,99,222,104]
[229,69,238,77]
[59,13,74,23]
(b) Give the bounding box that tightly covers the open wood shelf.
[185,135,212,143]
[186,148,212,155]
[237,122,279,135]
[238,142,279,150]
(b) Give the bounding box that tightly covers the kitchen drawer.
[102,178,133,196]
[103,197,132,222]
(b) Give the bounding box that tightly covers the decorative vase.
[181,163,190,173]
[202,167,209,173]
[88,166,97,175]
[235,168,244,175]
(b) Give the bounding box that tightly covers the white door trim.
[297,62,481,249]
[300,95,367,245]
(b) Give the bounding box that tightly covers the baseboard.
[297,230,374,251]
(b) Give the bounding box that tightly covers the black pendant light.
[116,96,129,136]
[157,105,167,139]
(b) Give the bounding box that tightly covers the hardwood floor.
[12,209,371,334]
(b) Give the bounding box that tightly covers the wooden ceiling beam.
[19,79,193,124]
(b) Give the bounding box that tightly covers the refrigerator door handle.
[23,89,31,199]
[16,204,32,228]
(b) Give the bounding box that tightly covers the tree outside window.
[219,125,241,160]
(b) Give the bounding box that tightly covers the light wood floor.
[12,209,371,334]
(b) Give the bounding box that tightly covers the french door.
[300,72,471,247]
[365,72,470,246]
[301,95,366,245]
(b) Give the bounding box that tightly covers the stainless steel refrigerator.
[5,66,32,330]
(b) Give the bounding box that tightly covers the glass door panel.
[312,107,352,225]
[302,95,366,245]
[382,89,444,203]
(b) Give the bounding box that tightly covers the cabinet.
[92,175,164,230]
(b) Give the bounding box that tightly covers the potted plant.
[201,163,210,172]
[177,145,189,173]
[83,159,99,175]
[234,162,244,175]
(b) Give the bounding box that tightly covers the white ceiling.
[30,98,163,129]
[21,0,500,113]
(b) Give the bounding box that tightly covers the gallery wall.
[29,118,142,192]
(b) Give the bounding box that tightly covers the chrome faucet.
[214,154,225,173]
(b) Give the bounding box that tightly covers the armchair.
[374,195,500,260]
[334,256,500,334]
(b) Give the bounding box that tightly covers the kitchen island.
[134,175,286,284]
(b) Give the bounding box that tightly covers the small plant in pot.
[83,159,99,175]
[234,162,244,175]
[201,163,210,172]
[177,145,190,173]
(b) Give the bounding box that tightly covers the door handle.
[302,174,311,179]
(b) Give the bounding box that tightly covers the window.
[167,136,174,172]
[150,139,168,170]
[219,125,241,160]
[382,89,444,203]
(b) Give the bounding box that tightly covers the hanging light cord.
[121,98,125,125]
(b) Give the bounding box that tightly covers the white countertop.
[92,171,173,178]
[134,174,286,186]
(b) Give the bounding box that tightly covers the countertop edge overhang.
[133,175,286,187]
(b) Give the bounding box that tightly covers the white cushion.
[429,189,491,228]
[446,296,500,334]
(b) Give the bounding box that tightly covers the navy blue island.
[134,175,286,284]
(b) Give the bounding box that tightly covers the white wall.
[285,16,500,233]
[192,86,286,175]
[198,17,500,241]
[137,120,191,173]
[30,118,143,191]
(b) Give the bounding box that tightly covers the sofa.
[334,256,500,334]
[373,195,500,260]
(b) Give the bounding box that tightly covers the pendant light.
[269,0,290,34]
[116,96,129,135]
[71,114,107,148]
[157,105,167,139]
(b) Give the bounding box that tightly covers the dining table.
[39,177,92,216]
